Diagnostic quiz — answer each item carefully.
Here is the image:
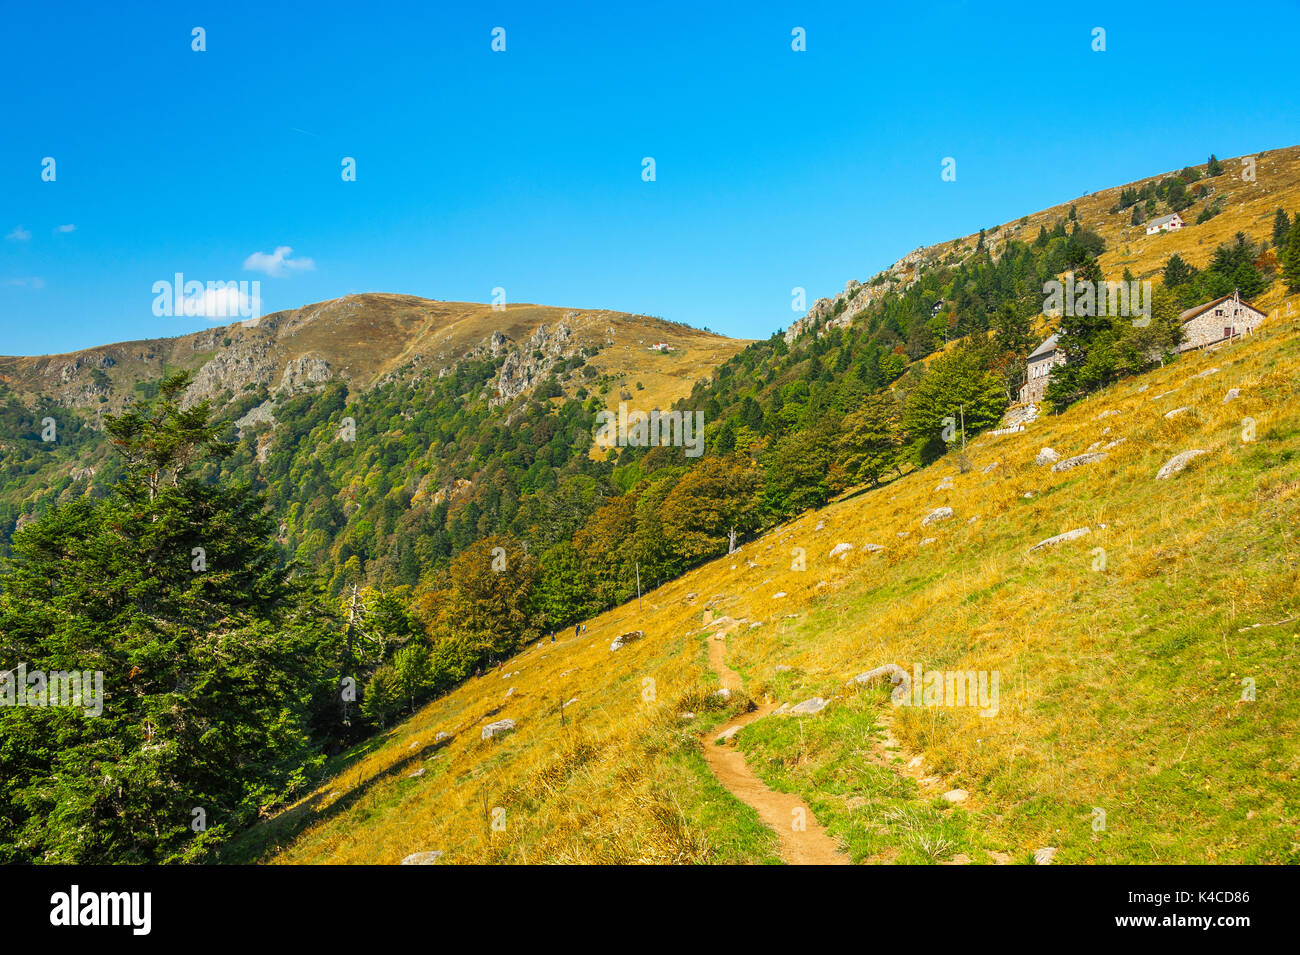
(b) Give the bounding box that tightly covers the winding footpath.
[698,635,850,865]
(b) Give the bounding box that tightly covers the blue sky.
[2,0,1296,356]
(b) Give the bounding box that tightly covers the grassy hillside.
[230,287,1300,865]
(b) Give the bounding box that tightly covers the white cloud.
[180,283,262,319]
[54,224,76,233]
[243,245,315,277]
[2,277,45,288]
[6,226,31,241]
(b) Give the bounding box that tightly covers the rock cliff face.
[489,320,577,406]
[782,224,1017,345]
[184,338,281,407]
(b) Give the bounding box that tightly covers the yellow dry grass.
[243,288,1300,864]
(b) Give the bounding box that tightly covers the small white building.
[648,342,673,353]
[1019,333,1066,404]
[1145,212,1185,236]
[1176,292,1266,352]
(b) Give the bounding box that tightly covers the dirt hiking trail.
[699,635,850,865]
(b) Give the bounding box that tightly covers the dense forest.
[2,155,1293,861]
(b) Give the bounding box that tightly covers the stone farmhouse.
[1176,293,1267,352]
[1146,212,1185,236]
[1017,292,1266,405]
[1018,332,1066,404]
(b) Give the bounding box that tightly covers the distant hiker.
[575,624,580,637]
[551,633,556,643]
[475,666,482,678]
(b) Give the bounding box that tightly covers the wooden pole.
[636,562,642,613]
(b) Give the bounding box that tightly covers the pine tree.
[1272,208,1291,250]
[1285,221,1300,293]
[0,372,339,863]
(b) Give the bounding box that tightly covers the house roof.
[1148,213,1183,227]
[1178,294,1264,324]
[1027,333,1059,362]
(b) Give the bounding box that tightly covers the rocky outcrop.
[279,354,332,393]
[788,697,829,715]
[1156,449,1207,480]
[400,851,444,865]
[1051,452,1106,473]
[490,320,576,406]
[609,630,645,652]
[234,399,277,438]
[1027,526,1091,552]
[481,719,516,741]
[921,506,954,527]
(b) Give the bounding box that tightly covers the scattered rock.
[1051,452,1107,473]
[1222,388,1240,404]
[407,768,425,779]
[609,630,645,651]
[713,688,732,701]
[1155,449,1208,480]
[400,851,443,865]
[830,542,854,559]
[705,616,745,634]
[1164,406,1191,419]
[1027,526,1091,552]
[717,725,743,742]
[981,461,1000,474]
[435,731,450,742]
[814,521,825,531]
[921,506,954,527]
[504,687,515,698]
[935,477,954,491]
[850,663,910,694]
[919,537,937,546]
[1102,438,1126,450]
[481,719,516,741]
[942,789,968,804]
[1035,447,1059,466]
[774,665,793,673]
[1034,847,1058,866]
[1095,409,1120,420]
[563,697,578,708]
[1190,366,1220,380]
[679,712,695,720]
[862,543,885,552]
[788,697,829,715]
[771,592,787,599]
